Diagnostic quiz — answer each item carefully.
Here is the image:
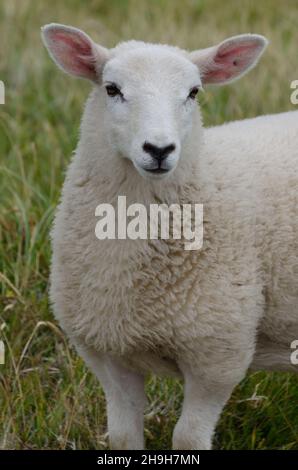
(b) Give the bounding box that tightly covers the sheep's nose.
[143,142,176,162]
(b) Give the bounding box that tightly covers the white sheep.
[42,23,298,450]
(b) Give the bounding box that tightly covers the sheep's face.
[102,47,201,179]
[42,24,268,180]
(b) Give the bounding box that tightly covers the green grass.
[0,0,297,450]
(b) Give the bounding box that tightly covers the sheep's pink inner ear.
[42,25,108,82]
[52,31,95,79]
[192,35,267,85]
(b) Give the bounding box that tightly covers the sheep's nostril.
[143,142,176,161]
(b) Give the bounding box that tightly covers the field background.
[0,0,297,450]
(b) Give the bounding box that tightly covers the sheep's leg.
[75,344,146,450]
[172,364,237,450]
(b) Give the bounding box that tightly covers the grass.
[0,0,298,450]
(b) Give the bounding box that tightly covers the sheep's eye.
[106,84,122,97]
[188,87,199,100]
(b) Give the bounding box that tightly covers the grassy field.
[0,0,297,450]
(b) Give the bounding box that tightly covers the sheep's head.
[42,24,267,180]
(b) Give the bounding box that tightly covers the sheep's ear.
[41,23,109,82]
[190,34,268,85]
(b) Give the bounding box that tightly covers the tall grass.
[0,0,297,449]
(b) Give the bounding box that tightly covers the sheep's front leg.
[173,364,238,450]
[75,344,145,450]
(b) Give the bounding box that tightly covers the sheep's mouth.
[145,168,170,174]
[134,161,174,179]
